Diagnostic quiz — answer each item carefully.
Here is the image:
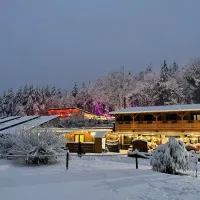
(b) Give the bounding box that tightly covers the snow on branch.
[0,128,65,165]
[150,137,190,174]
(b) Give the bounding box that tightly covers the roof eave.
[110,109,200,115]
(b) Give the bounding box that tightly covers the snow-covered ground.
[0,155,200,200]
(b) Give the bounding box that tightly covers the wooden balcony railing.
[115,120,200,132]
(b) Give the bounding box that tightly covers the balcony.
[115,120,200,132]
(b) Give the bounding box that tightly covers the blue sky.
[0,0,200,93]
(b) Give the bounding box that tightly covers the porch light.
[91,132,96,137]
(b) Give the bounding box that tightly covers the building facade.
[110,104,200,151]
[47,107,108,120]
[42,127,113,153]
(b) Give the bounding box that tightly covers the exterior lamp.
[91,132,96,138]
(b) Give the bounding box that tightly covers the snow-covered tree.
[0,95,2,116]
[0,89,15,116]
[150,137,190,174]
[0,59,197,117]
[75,82,91,109]
[71,82,78,98]
[183,60,200,103]
[86,80,110,115]
[13,87,25,116]
[101,66,133,110]
[0,135,14,155]
[155,60,185,105]
[0,128,65,164]
[51,86,57,96]
[127,67,159,107]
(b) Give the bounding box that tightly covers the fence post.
[135,153,138,169]
[66,150,69,170]
[196,153,198,177]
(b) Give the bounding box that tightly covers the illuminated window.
[75,135,85,142]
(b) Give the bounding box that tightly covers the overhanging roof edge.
[110,108,200,115]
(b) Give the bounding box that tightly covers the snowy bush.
[0,128,65,164]
[150,137,190,174]
[0,135,14,156]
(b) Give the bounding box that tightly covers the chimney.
[124,97,126,109]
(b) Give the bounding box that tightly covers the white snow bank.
[0,155,200,200]
[0,165,10,171]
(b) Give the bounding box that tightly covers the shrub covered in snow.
[0,135,14,156]
[0,128,65,164]
[150,137,190,174]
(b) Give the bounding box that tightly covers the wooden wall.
[94,138,102,153]
[66,142,95,153]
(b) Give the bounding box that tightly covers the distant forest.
[1,59,200,117]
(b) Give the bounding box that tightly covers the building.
[109,104,200,151]
[0,115,114,153]
[47,107,109,120]
[37,127,113,153]
[0,115,59,135]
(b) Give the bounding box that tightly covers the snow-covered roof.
[0,115,59,135]
[110,104,200,115]
[0,116,38,131]
[0,116,20,124]
[94,131,108,138]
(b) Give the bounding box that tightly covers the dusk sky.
[0,0,200,93]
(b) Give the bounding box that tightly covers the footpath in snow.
[0,155,200,200]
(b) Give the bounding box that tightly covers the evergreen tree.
[160,59,169,82]
[51,86,57,96]
[0,89,15,116]
[45,85,51,98]
[155,60,185,105]
[172,61,178,73]
[13,87,24,116]
[184,60,200,103]
[71,82,78,98]
[0,92,6,116]
[22,84,29,106]
[155,60,170,105]
[0,95,2,116]
[57,88,63,98]
[25,86,35,115]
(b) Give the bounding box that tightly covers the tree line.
[0,59,200,117]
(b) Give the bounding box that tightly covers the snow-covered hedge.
[150,137,190,174]
[0,128,65,165]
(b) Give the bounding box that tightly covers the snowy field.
[0,155,200,200]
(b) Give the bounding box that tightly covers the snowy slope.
[0,155,200,200]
